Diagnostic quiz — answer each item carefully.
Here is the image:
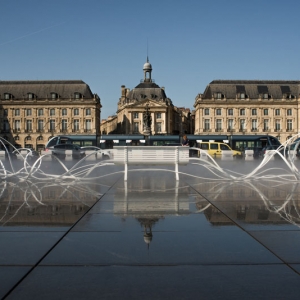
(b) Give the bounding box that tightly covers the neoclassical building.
[101,58,191,136]
[194,80,300,142]
[0,80,101,151]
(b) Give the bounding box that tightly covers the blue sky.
[1,0,300,119]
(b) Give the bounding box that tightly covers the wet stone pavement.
[1,159,300,299]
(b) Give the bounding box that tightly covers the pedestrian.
[182,135,189,146]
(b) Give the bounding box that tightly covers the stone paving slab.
[5,265,300,300]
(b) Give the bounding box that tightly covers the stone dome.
[143,61,152,71]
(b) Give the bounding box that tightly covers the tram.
[46,134,282,155]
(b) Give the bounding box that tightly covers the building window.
[26,120,32,132]
[4,93,11,100]
[263,93,269,99]
[85,119,91,132]
[228,109,233,116]
[251,119,257,131]
[275,109,280,116]
[73,120,79,131]
[75,93,81,99]
[51,93,57,99]
[14,120,20,131]
[49,120,55,131]
[62,119,68,131]
[204,108,210,116]
[204,119,210,130]
[134,122,139,132]
[38,109,44,116]
[216,108,221,116]
[50,109,55,116]
[3,120,9,131]
[15,109,20,116]
[251,109,257,116]
[38,120,44,131]
[263,109,268,116]
[156,122,162,132]
[287,109,292,116]
[216,119,222,131]
[133,112,139,119]
[62,108,67,116]
[275,120,281,131]
[240,109,245,116]
[228,119,234,130]
[86,108,91,116]
[28,93,34,99]
[287,119,293,131]
[74,109,79,116]
[26,109,32,116]
[263,119,269,131]
[157,112,162,119]
[215,92,223,99]
[240,119,245,130]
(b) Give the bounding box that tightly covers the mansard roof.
[0,80,95,99]
[127,81,168,102]
[203,80,300,99]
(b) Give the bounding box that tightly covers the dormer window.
[51,93,58,99]
[28,93,35,99]
[263,93,269,99]
[157,112,162,119]
[214,92,224,100]
[75,92,82,99]
[236,85,247,99]
[285,93,294,100]
[4,93,12,100]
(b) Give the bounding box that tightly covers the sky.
[1,0,300,120]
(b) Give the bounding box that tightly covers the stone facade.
[101,58,191,136]
[0,80,101,151]
[194,80,300,143]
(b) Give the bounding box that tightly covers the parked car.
[80,146,112,159]
[46,144,85,159]
[197,142,243,158]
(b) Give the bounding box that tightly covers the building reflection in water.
[193,180,300,227]
[0,180,102,227]
[1,174,300,236]
[112,178,300,246]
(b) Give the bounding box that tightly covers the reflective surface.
[1,159,300,299]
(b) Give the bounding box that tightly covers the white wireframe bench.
[113,146,189,181]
